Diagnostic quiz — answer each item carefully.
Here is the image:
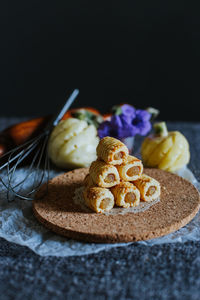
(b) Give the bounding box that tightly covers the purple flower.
[131,109,151,136]
[98,107,152,139]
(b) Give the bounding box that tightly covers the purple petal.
[111,115,137,138]
[121,104,136,118]
[120,113,134,124]
[110,115,123,128]
[136,121,152,136]
[135,109,151,121]
[98,121,112,139]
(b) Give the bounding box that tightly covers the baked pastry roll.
[133,174,161,202]
[117,155,143,181]
[83,174,95,189]
[96,137,129,165]
[111,182,140,208]
[83,187,114,213]
[89,160,120,188]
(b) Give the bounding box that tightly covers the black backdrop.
[0,1,200,121]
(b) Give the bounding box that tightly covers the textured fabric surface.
[0,118,200,300]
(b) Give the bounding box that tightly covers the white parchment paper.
[0,167,199,257]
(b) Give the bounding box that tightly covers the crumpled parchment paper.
[0,167,199,257]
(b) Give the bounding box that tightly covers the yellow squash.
[141,122,190,172]
[48,118,99,169]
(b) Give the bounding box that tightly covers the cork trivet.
[33,168,200,243]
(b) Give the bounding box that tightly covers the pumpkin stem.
[153,122,168,137]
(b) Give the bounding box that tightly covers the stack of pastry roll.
[83,136,161,213]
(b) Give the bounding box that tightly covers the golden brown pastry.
[83,174,95,189]
[111,181,140,208]
[89,160,120,188]
[133,174,161,202]
[83,186,114,213]
[96,137,129,165]
[117,155,143,181]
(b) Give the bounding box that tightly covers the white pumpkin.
[48,118,99,168]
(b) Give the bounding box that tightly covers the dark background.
[0,1,199,121]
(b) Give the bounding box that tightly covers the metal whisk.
[0,89,79,201]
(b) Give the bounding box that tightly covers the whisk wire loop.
[0,89,79,201]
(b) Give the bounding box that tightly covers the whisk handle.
[46,89,80,130]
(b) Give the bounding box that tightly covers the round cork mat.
[33,168,200,243]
